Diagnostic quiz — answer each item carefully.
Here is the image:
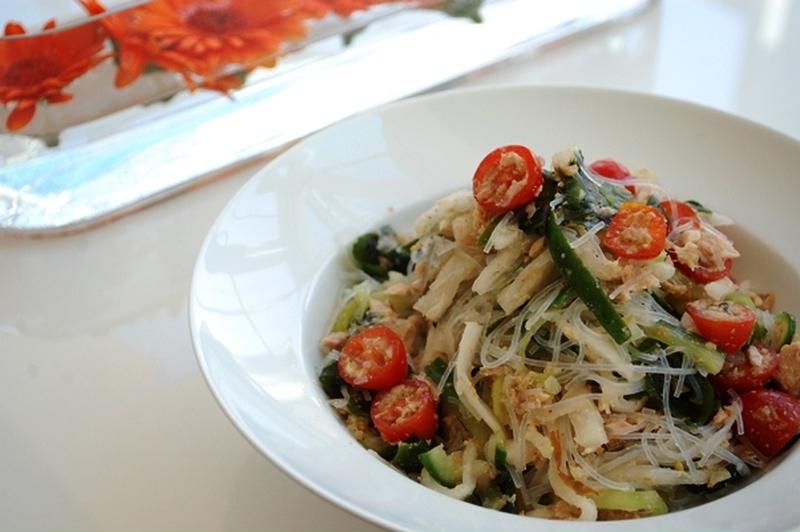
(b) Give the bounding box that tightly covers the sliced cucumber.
[724,291,756,310]
[591,489,668,516]
[641,321,725,374]
[493,442,507,470]
[419,444,463,488]
[484,433,507,469]
[766,311,796,351]
[490,376,510,426]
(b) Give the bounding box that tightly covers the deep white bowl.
[189,86,800,531]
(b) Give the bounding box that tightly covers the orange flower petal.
[4,22,25,36]
[115,49,149,87]
[46,93,73,104]
[78,0,107,16]
[6,101,36,131]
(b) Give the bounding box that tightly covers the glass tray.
[0,0,648,236]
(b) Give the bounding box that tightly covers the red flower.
[0,20,109,131]
[81,0,310,90]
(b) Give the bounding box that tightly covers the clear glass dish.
[0,0,648,235]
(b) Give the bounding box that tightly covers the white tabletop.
[2,0,798,529]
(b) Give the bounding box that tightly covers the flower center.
[1,57,61,86]
[185,6,247,34]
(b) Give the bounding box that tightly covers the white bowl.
[189,86,800,531]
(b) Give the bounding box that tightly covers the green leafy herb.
[351,229,412,281]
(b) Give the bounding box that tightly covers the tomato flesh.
[662,201,732,283]
[589,158,635,193]
[602,202,667,260]
[370,378,438,443]
[739,389,800,457]
[338,325,408,391]
[686,300,756,354]
[472,145,543,214]
[675,257,733,285]
[659,200,700,229]
[709,344,779,393]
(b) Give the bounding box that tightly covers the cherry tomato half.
[602,202,668,260]
[739,389,800,457]
[370,378,438,443]
[686,300,756,354]
[472,145,543,214]
[589,158,635,193]
[709,344,779,393]
[675,257,733,285]
[338,325,408,391]
[659,200,700,229]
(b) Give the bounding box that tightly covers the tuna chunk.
[776,341,800,396]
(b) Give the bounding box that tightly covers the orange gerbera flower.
[81,0,310,90]
[0,20,108,131]
[302,0,406,17]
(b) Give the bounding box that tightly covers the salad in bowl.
[317,144,800,521]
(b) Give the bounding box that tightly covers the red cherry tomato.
[686,300,756,354]
[675,257,733,285]
[659,200,701,229]
[590,158,635,193]
[602,202,668,260]
[370,378,438,443]
[709,344,779,393]
[739,389,800,457]
[338,326,408,391]
[472,145,543,214]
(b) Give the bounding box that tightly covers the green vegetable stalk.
[546,212,631,344]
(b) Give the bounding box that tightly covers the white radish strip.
[547,449,597,521]
[454,322,503,434]
[483,212,514,253]
[530,393,605,421]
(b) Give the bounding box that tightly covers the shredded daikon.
[454,322,503,433]
[483,212,515,253]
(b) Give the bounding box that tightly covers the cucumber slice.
[724,292,756,310]
[493,443,507,469]
[491,376,509,426]
[642,321,725,374]
[484,433,507,469]
[591,489,668,516]
[766,312,796,351]
[419,444,463,488]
